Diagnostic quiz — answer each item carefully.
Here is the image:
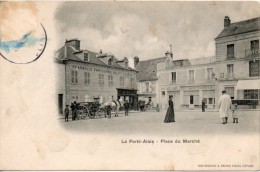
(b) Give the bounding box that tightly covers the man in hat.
[218,90,232,124]
[124,100,130,116]
[201,100,206,112]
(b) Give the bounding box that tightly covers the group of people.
[63,100,130,122]
[164,90,239,124]
[64,101,79,122]
[218,90,238,124]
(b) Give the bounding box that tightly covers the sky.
[55,1,260,65]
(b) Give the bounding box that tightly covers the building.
[157,16,260,110]
[135,55,167,104]
[157,56,217,110]
[214,16,260,109]
[55,39,138,113]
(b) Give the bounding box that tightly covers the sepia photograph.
[0,1,259,170]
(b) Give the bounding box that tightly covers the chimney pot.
[65,38,80,51]
[224,16,231,27]
[134,56,139,67]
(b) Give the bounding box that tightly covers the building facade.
[214,16,260,109]
[55,39,138,113]
[157,57,217,110]
[157,16,260,110]
[135,55,167,104]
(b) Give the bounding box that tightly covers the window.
[227,44,234,59]
[251,40,259,50]
[162,91,165,96]
[108,58,112,65]
[207,68,213,81]
[71,70,78,84]
[84,53,89,62]
[225,87,234,99]
[125,61,128,68]
[171,72,176,83]
[84,72,90,84]
[120,77,124,87]
[99,74,104,86]
[145,82,149,92]
[108,75,113,86]
[249,60,260,77]
[227,64,234,78]
[189,70,194,83]
[208,98,215,104]
[244,90,258,99]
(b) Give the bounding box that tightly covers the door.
[58,94,63,114]
[190,95,194,105]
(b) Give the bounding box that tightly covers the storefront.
[181,85,215,109]
[235,79,260,108]
[117,88,138,110]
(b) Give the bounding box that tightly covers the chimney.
[224,16,231,27]
[65,38,80,51]
[134,56,139,67]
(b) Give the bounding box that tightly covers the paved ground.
[60,110,259,136]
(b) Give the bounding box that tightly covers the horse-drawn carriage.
[77,97,106,119]
[144,102,160,112]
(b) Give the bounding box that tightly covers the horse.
[100,97,124,117]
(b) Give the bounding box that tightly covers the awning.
[236,80,260,90]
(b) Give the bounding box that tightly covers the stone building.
[55,39,138,113]
[214,16,260,108]
[135,55,167,105]
[157,56,216,110]
[157,16,260,110]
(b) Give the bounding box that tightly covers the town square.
[55,2,260,131]
[60,110,259,135]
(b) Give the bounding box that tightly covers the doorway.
[190,95,194,105]
[58,94,63,114]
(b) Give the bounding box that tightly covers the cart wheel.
[96,110,104,118]
[81,108,89,119]
[89,111,95,119]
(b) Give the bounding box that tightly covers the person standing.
[70,102,75,121]
[124,100,130,116]
[231,102,238,123]
[164,95,175,123]
[202,100,206,112]
[106,105,112,119]
[218,90,232,124]
[64,105,70,122]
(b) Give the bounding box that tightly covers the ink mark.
[0,23,47,64]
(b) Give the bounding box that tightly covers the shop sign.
[72,65,133,76]
[166,85,179,91]
[182,85,215,90]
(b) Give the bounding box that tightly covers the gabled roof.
[55,45,137,72]
[136,57,166,82]
[216,17,260,39]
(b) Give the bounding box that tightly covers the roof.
[216,17,260,39]
[55,45,137,72]
[135,57,166,81]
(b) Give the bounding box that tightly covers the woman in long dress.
[164,95,175,123]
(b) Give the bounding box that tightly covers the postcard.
[0,1,259,170]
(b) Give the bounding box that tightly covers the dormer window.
[125,61,128,68]
[108,58,112,65]
[84,53,89,62]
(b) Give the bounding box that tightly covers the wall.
[65,61,137,103]
[215,31,260,61]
